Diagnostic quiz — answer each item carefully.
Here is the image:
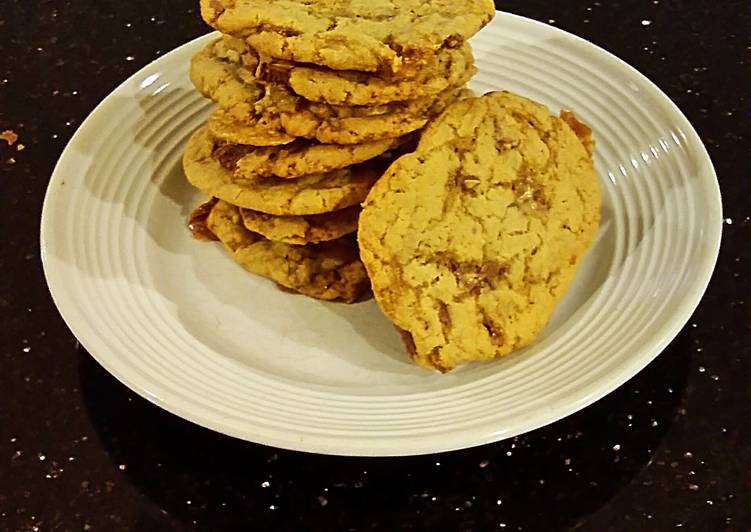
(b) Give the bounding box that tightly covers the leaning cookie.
[358,91,601,372]
[207,200,370,303]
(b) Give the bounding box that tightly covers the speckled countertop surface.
[1,1,749,530]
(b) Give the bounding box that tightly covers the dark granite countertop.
[1,1,749,530]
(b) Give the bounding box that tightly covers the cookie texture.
[261,43,475,105]
[193,40,291,142]
[207,107,295,146]
[278,101,427,145]
[195,37,472,144]
[183,126,383,215]
[276,86,473,145]
[240,205,360,245]
[200,0,494,76]
[234,136,402,179]
[358,92,601,372]
[190,39,262,119]
[208,200,370,302]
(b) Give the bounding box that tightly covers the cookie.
[358,91,601,372]
[224,82,459,146]
[208,200,370,303]
[207,107,295,146]
[560,110,595,157]
[213,35,258,67]
[190,39,263,120]
[193,40,293,144]
[240,205,360,245]
[183,126,383,215]
[200,0,494,77]
[277,86,474,144]
[261,43,475,106]
[197,38,473,144]
[234,136,402,179]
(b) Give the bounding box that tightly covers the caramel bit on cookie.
[0,130,18,146]
[445,257,508,296]
[208,0,225,18]
[188,198,220,241]
[428,348,450,373]
[397,328,418,360]
[256,60,293,84]
[512,174,549,213]
[560,110,594,156]
[212,142,253,170]
[436,301,453,344]
[443,34,464,48]
[481,314,506,347]
[396,327,450,373]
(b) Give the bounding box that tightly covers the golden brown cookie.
[207,200,370,303]
[189,39,263,120]
[276,86,474,144]
[200,0,495,77]
[207,106,295,146]
[240,205,360,245]
[195,38,474,144]
[358,91,601,372]
[183,126,383,215]
[260,43,475,106]
[193,39,294,144]
[234,136,402,179]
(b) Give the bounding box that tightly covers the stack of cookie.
[183,0,495,303]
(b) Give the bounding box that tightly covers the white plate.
[41,13,722,456]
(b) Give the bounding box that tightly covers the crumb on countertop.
[1,129,18,146]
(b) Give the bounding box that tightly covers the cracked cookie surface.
[240,205,360,245]
[358,91,601,372]
[200,0,494,77]
[208,200,370,302]
[183,126,383,215]
[190,39,263,119]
